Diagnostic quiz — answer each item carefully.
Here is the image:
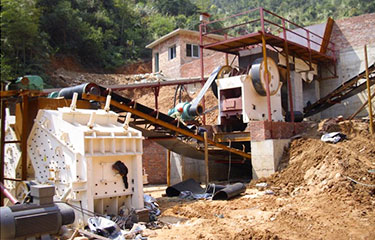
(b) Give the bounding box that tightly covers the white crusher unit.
[216,57,283,126]
[26,96,144,225]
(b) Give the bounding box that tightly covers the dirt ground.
[144,120,375,240]
[48,68,375,239]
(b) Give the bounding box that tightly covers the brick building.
[146,28,236,78]
[142,13,375,184]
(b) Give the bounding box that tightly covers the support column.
[282,19,295,122]
[167,150,171,186]
[0,97,6,206]
[364,45,374,134]
[261,34,272,122]
[199,24,206,124]
[21,95,29,180]
[204,132,209,185]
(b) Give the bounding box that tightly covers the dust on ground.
[144,120,375,240]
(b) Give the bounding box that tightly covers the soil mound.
[152,119,375,240]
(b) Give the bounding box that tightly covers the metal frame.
[82,93,251,160]
[199,7,337,124]
[1,91,32,205]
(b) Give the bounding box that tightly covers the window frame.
[168,45,176,60]
[186,43,200,58]
[154,52,159,72]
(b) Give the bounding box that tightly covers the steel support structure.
[153,87,160,110]
[260,8,272,122]
[21,95,29,180]
[199,24,206,125]
[282,19,295,123]
[364,45,374,134]
[83,93,251,160]
[0,95,6,206]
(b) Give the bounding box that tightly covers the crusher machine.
[3,94,145,226]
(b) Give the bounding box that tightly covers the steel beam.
[82,93,251,159]
[282,19,295,123]
[364,45,374,134]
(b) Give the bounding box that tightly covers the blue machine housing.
[168,102,196,121]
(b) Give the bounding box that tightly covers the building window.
[168,45,176,60]
[154,52,159,72]
[186,44,199,58]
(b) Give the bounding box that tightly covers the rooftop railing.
[201,7,336,58]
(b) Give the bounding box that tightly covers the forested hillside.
[1,0,374,84]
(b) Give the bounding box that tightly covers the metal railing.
[201,7,336,58]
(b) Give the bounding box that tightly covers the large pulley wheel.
[250,57,280,96]
[211,65,233,98]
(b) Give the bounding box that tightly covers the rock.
[265,190,275,195]
[142,229,157,237]
[256,182,268,189]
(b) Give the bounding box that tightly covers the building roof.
[146,28,225,49]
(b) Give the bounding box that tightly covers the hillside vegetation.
[1,0,374,84]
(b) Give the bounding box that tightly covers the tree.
[154,0,198,16]
[1,0,43,79]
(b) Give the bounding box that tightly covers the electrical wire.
[344,175,375,187]
[55,201,105,217]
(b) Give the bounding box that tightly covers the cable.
[79,200,84,220]
[55,201,105,217]
[344,175,375,187]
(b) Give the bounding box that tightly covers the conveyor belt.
[304,63,375,117]
[83,90,251,161]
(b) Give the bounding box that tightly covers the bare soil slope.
[49,69,219,125]
[150,120,375,240]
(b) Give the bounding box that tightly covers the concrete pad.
[251,139,290,179]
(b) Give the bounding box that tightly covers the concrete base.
[251,139,290,179]
[169,152,247,185]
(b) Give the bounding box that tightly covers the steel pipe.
[0,182,19,205]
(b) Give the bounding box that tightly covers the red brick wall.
[180,51,237,78]
[142,140,167,184]
[152,35,182,78]
[331,13,375,51]
[249,121,307,141]
[151,31,238,78]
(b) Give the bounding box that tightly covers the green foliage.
[208,0,375,26]
[154,0,197,16]
[1,54,12,83]
[148,13,177,39]
[1,0,47,82]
